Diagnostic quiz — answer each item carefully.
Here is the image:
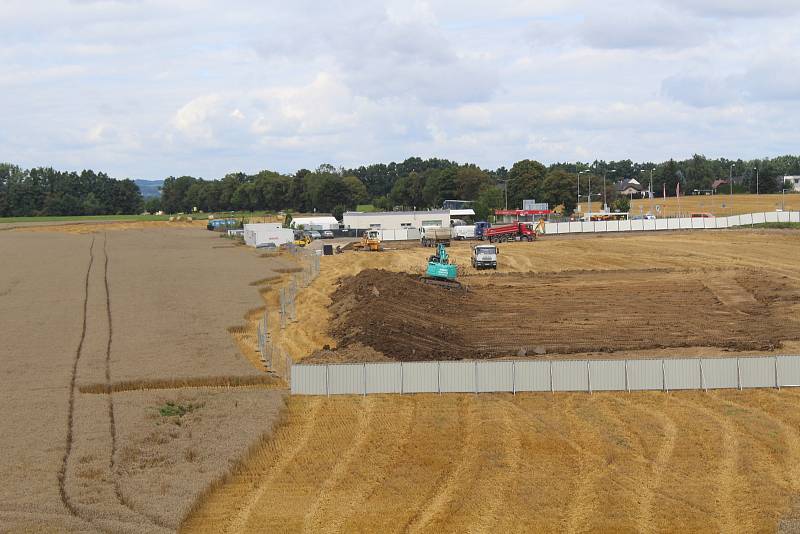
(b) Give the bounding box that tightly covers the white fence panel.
[739,357,777,389]
[631,220,644,231]
[407,228,421,240]
[778,211,791,223]
[790,211,800,223]
[552,360,589,392]
[715,216,729,229]
[739,213,753,226]
[701,358,739,389]
[765,212,779,223]
[627,359,664,390]
[619,220,632,232]
[328,364,365,395]
[439,361,476,393]
[514,361,551,392]
[753,212,766,224]
[667,218,680,230]
[554,222,570,234]
[569,222,583,233]
[589,360,626,391]
[402,361,439,393]
[477,361,514,393]
[778,356,800,387]
[655,219,668,230]
[291,365,327,395]
[702,217,715,229]
[679,217,694,229]
[365,363,402,394]
[594,221,608,233]
[664,359,702,390]
[581,222,595,233]
[607,220,620,232]
[643,220,656,231]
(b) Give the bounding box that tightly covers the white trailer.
[451,225,475,240]
[243,223,295,247]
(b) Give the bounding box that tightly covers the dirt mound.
[328,268,800,362]
[329,270,469,361]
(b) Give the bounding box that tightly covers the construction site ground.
[184,228,800,533]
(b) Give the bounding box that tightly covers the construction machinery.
[420,226,451,247]
[485,219,545,242]
[352,229,383,252]
[293,232,312,247]
[471,244,498,270]
[422,243,462,290]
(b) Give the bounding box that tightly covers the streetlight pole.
[729,164,735,216]
[754,167,759,195]
[603,169,615,212]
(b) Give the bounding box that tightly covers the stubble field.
[185,227,800,533]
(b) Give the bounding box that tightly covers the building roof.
[616,179,643,192]
[290,216,339,226]
[449,208,476,216]
[343,210,449,217]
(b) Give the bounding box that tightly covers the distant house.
[711,179,729,192]
[784,176,800,192]
[616,178,644,197]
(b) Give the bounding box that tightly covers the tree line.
[0,163,142,217]
[3,154,798,219]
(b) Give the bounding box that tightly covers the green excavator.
[422,243,463,290]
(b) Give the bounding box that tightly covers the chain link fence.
[257,248,322,378]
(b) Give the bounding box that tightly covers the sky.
[1,0,799,180]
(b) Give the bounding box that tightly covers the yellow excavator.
[352,229,383,252]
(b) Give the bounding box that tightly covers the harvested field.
[184,389,800,533]
[329,267,800,360]
[626,192,797,218]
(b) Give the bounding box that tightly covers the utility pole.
[754,167,759,195]
[649,168,654,218]
[603,169,616,212]
[729,163,735,216]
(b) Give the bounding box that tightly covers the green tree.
[474,186,504,221]
[539,169,577,215]
[507,159,546,210]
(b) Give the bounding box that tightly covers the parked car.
[322,230,334,239]
[309,230,322,240]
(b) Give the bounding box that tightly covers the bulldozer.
[293,232,311,247]
[352,229,383,252]
[422,243,463,290]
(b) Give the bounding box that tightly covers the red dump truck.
[485,221,540,242]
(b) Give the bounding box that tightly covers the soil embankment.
[328,268,800,361]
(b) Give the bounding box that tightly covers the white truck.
[471,244,498,270]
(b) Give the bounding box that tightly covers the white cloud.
[0,0,798,179]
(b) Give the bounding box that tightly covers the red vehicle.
[485,221,542,242]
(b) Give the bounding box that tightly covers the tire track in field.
[677,395,741,533]
[323,398,416,533]
[612,396,678,533]
[729,391,800,490]
[404,396,479,534]
[57,235,95,518]
[301,397,375,533]
[563,396,613,534]
[224,398,323,534]
[103,233,171,530]
[470,401,524,534]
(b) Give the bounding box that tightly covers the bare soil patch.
[328,268,800,361]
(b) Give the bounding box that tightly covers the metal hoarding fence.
[290,356,800,396]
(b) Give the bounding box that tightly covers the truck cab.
[471,244,498,270]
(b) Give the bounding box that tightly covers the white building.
[243,223,295,247]
[290,216,339,230]
[784,176,800,192]
[343,210,450,231]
